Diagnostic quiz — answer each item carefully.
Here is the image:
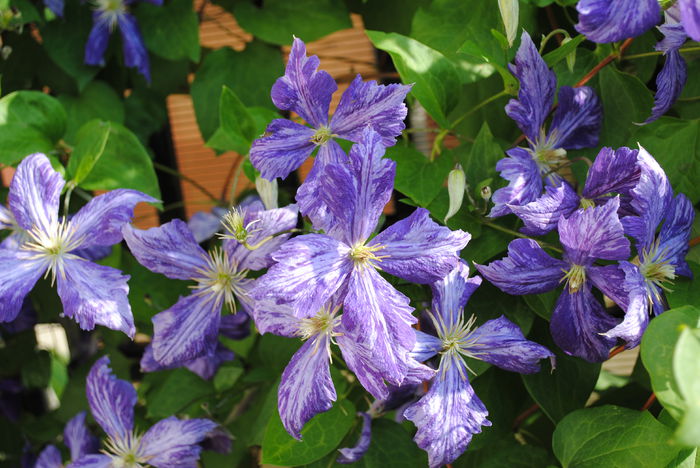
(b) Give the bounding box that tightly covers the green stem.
[539,29,571,54]
[623,46,700,60]
[153,161,219,203]
[482,221,562,253]
[228,156,246,206]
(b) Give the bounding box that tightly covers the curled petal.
[575,0,660,43]
[71,189,157,249]
[84,15,111,66]
[509,181,580,236]
[118,13,151,82]
[475,238,566,295]
[489,147,543,217]
[9,153,64,233]
[550,287,618,362]
[505,32,555,142]
[404,357,490,468]
[86,356,136,441]
[57,258,134,337]
[252,234,352,318]
[558,197,629,265]
[371,208,470,284]
[249,119,316,180]
[336,412,372,464]
[582,146,640,202]
[65,411,99,461]
[278,334,336,439]
[430,261,481,328]
[151,293,222,367]
[463,316,554,373]
[0,249,45,322]
[123,220,209,281]
[271,37,335,128]
[330,75,410,145]
[139,417,218,467]
[644,24,688,124]
[658,194,694,277]
[549,86,602,150]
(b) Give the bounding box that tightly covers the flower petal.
[341,268,417,390]
[0,204,14,230]
[644,24,688,124]
[463,316,554,373]
[151,293,222,367]
[187,208,226,244]
[65,411,99,461]
[430,261,482,328]
[250,119,316,180]
[71,189,157,249]
[509,181,580,236]
[252,234,352,318]
[371,208,470,284]
[489,147,543,217]
[118,13,151,81]
[0,249,45,322]
[404,356,490,468]
[582,147,641,203]
[336,412,372,464]
[278,334,336,439]
[330,75,410,145]
[295,139,346,231]
[475,238,566,295]
[681,0,700,40]
[35,445,62,468]
[56,258,134,337]
[84,15,111,66]
[86,356,136,441]
[411,330,442,363]
[322,127,395,245]
[219,311,251,340]
[67,454,112,468]
[575,0,660,43]
[558,197,629,265]
[550,287,618,362]
[658,193,694,277]
[271,37,335,128]
[505,32,555,142]
[549,86,602,150]
[140,342,234,380]
[123,219,209,281]
[9,153,64,233]
[253,299,301,338]
[225,204,299,271]
[44,0,64,16]
[139,417,217,467]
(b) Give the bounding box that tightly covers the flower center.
[93,0,126,30]
[348,243,387,269]
[103,431,148,468]
[219,207,260,244]
[561,264,586,293]
[579,197,595,209]
[192,247,249,313]
[639,240,676,299]
[310,126,334,146]
[428,310,482,379]
[530,130,567,179]
[23,219,82,283]
[298,304,342,358]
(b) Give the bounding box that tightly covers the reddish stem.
[690,236,700,248]
[608,345,625,360]
[512,402,541,430]
[641,393,657,411]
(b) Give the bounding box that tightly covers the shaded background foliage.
[1,0,700,466]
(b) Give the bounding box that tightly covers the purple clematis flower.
[123,204,298,367]
[69,356,216,467]
[575,0,661,43]
[509,146,641,235]
[84,0,162,82]
[490,31,602,217]
[140,312,250,380]
[250,37,411,229]
[404,261,553,467]
[253,127,468,398]
[0,153,156,337]
[605,146,694,346]
[35,412,99,468]
[478,197,642,362]
[186,196,264,244]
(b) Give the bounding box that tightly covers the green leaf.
[668,262,700,310]
[597,67,653,147]
[552,405,680,468]
[386,145,453,207]
[459,122,504,198]
[642,306,700,421]
[232,0,351,46]
[58,81,125,145]
[673,327,700,446]
[523,289,558,321]
[341,418,428,468]
[213,362,244,393]
[191,42,284,141]
[40,1,99,91]
[454,437,553,468]
[206,86,257,154]
[136,0,200,62]
[631,118,700,204]
[0,90,66,165]
[145,368,214,419]
[67,120,161,199]
[522,320,601,422]
[21,350,51,388]
[543,35,585,68]
[367,31,461,128]
[262,399,355,466]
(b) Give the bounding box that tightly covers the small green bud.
[498,0,519,47]
[444,164,466,224]
[255,176,278,210]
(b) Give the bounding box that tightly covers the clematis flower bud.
[498,0,519,47]
[256,176,278,210]
[445,164,466,224]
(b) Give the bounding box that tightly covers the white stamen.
[191,246,249,313]
[22,218,84,284]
